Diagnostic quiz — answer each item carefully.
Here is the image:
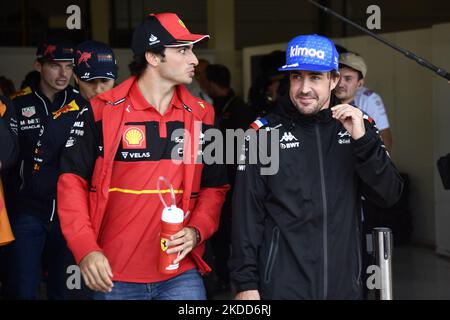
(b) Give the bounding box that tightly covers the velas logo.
[77,51,93,68]
[122,125,146,149]
[52,100,80,119]
[44,44,57,57]
[290,45,325,60]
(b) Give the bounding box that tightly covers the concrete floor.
[211,245,450,300]
[393,245,450,300]
[2,245,449,300]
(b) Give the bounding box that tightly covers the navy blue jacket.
[6,84,85,220]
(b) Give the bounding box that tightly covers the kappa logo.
[149,34,160,46]
[280,132,299,149]
[22,106,36,118]
[290,45,325,60]
[338,130,351,144]
[280,132,298,143]
[122,125,146,149]
[81,72,90,79]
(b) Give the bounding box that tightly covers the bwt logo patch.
[290,45,325,60]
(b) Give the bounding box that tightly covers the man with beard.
[1,38,79,299]
[56,13,228,300]
[230,34,404,299]
[335,52,392,153]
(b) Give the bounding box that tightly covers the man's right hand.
[79,251,114,293]
[235,290,261,300]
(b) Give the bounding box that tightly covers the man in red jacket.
[57,13,229,300]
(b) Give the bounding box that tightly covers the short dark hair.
[331,69,340,80]
[206,64,231,89]
[128,46,166,78]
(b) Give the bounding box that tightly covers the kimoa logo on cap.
[290,45,325,60]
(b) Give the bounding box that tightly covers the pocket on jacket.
[263,226,280,284]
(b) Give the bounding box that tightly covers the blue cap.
[74,41,118,81]
[279,34,339,72]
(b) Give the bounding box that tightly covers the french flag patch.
[250,118,268,130]
[363,114,374,124]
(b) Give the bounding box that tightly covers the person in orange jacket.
[0,95,17,246]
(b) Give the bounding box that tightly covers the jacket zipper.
[34,92,49,116]
[315,123,328,299]
[264,226,280,284]
[355,206,363,287]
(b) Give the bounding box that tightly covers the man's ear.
[330,73,340,91]
[73,74,80,86]
[34,60,42,73]
[358,78,365,88]
[145,51,160,67]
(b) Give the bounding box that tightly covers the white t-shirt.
[353,86,390,131]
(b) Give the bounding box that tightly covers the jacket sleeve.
[352,116,404,207]
[229,129,268,293]
[57,105,102,264]
[186,119,230,243]
[0,96,18,171]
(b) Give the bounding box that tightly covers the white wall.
[335,28,439,246]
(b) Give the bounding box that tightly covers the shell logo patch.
[122,125,146,149]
